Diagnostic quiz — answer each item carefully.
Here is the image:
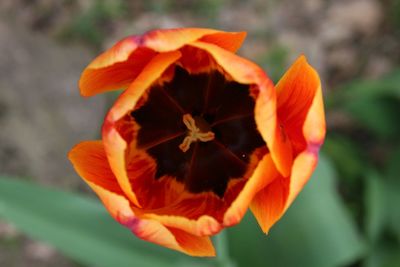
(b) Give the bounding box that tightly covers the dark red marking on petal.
[131,65,266,197]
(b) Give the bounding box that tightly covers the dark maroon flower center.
[131,65,265,197]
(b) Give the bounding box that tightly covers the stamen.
[179,114,215,152]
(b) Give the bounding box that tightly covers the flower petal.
[281,56,326,208]
[284,151,319,211]
[249,176,289,234]
[68,140,132,219]
[255,87,293,178]
[199,31,246,52]
[223,154,279,227]
[302,76,326,149]
[79,29,246,97]
[166,228,215,257]
[102,51,182,208]
[189,41,293,177]
[189,41,267,85]
[68,141,215,256]
[250,56,326,233]
[128,219,215,256]
[276,55,326,154]
[79,35,157,97]
[128,172,225,237]
[140,212,222,238]
[105,51,182,122]
[138,192,224,237]
[249,151,318,233]
[100,49,233,236]
[144,28,246,52]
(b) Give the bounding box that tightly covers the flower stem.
[215,230,234,267]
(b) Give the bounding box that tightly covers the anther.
[179,114,215,152]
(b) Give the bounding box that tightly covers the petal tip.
[78,70,100,98]
[297,54,307,63]
[67,141,86,163]
[236,31,247,41]
[198,216,222,236]
[223,209,241,227]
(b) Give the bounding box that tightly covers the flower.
[68,28,326,257]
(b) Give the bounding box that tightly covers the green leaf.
[340,70,400,100]
[227,155,366,267]
[363,147,400,267]
[258,44,289,83]
[0,177,209,267]
[363,240,400,267]
[386,146,400,241]
[323,135,366,181]
[386,145,400,184]
[364,170,388,242]
[330,70,400,139]
[344,96,400,139]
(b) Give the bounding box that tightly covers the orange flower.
[68,28,325,257]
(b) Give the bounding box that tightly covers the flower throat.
[131,65,266,197]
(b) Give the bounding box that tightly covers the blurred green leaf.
[58,0,126,48]
[385,146,400,241]
[191,0,223,21]
[340,70,400,100]
[0,177,209,267]
[365,170,388,242]
[363,148,400,267]
[344,96,400,139]
[145,0,171,13]
[227,155,366,267]
[389,0,400,33]
[258,44,288,82]
[330,70,400,139]
[323,135,365,181]
[364,241,400,267]
[386,145,400,184]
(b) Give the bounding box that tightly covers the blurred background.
[0,0,399,266]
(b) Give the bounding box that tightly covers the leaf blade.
[227,155,366,267]
[0,177,205,267]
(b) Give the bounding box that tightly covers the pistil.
[179,114,215,152]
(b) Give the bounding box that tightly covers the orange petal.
[282,59,326,209]
[79,38,157,97]
[129,219,215,256]
[95,184,215,256]
[255,87,293,178]
[167,228,215,257]
[199,31,246,52]
[68,140,132,220]
[68,141,215,256]
[284,151,318,211]
[143,28,245,52]
[250,57,325,233]
[190,41,292,177]
[249,151,318,233]
[104,51,182,122]
[249,176,288,234]
[138,191,224,237]
[102,51,182,208]
[302,77,326,149]
[79,28,246,97]
[223,154,279,227]
[129,175,225,237]
[141,212,222,238]
[189,41,267,85]
[276,55,326,154]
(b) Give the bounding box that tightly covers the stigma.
[179,114,215,152]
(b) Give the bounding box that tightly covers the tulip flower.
[69,28,326,256]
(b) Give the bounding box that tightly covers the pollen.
[179,114,215,152]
